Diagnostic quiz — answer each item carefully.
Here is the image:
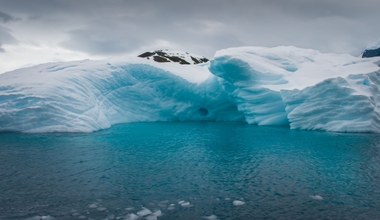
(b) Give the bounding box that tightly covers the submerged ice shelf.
[0,47,379,133]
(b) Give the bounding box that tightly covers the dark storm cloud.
[0,0,379,56]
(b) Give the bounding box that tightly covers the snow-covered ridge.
[138,49,209,65]
[1,46,380,133]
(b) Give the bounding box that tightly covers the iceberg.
[0,57,242,132]
[210,46,380,132]
[1,47,379,133]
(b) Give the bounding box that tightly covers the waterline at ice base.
[0,47,380,133]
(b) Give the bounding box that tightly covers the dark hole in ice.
[198,107,209,116]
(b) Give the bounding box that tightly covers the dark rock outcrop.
[362,48,380,58]
[138,50,209,65]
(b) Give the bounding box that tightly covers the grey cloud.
[0,26,17,52]
[0,11,16,23]
[0,0,67,16]
[60,28,145,55]
[0,26,16,42]
[0,0,379,57]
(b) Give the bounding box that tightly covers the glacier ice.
[1,47,380,133]
[210,46,380,133]
[0,57,242,132]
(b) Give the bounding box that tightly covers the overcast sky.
[0,0,379,73]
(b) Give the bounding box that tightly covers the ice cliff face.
[1,47,380,133]
[210,46,380,132]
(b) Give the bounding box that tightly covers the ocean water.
[1,122,380,220]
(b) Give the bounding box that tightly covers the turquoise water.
[1,122,380,220]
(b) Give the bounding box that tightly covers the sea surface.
[1,122,380,220]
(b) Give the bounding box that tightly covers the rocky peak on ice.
[362,40,380,58]
[138,49,209,65]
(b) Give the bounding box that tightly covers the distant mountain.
[138,49,209,65]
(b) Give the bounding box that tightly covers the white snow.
[365,40,380,50]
